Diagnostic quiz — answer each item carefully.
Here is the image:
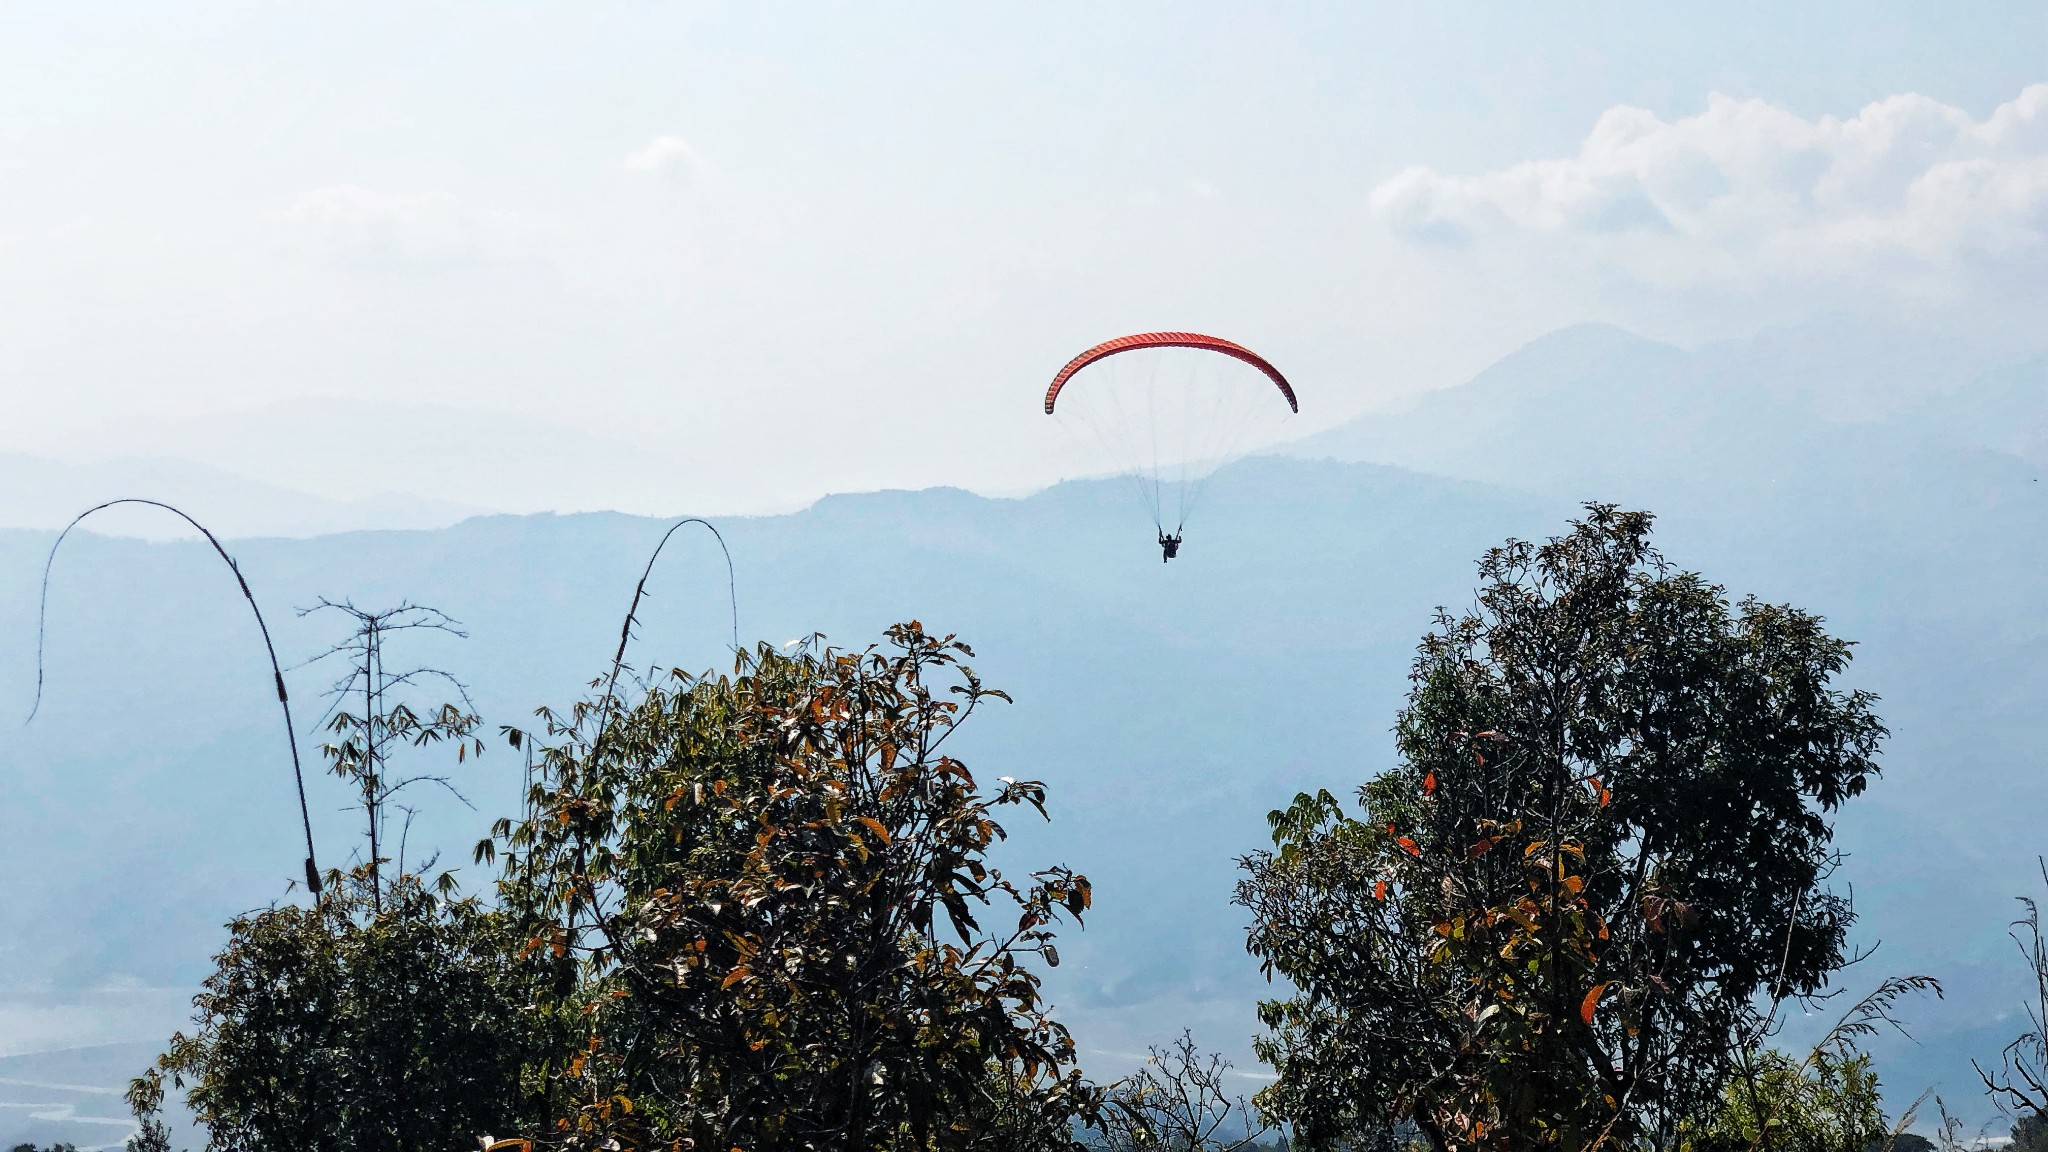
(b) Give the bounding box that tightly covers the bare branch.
[28,498,322,894]
[597,516,741,730]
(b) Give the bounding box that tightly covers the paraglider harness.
[1158,530,1182,563]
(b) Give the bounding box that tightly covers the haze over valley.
[4,6,2046,1148]
[5,316,2045,1145]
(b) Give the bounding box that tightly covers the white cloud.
[274,185,535,268]
[1372,84,2048,293]
[624,134,706,181]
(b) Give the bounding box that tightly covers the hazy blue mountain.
[0,452,479,540]
[1284,319,2018,504]
[1286,319,2048,1113]
[3,320,2044,1133]
[1906,355,2048,467]
[38,395,710,517]
[0,1043,177,1150]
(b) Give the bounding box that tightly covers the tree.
[1976,860,2048,1125]
[1682,1047,1886,1152]
[2009,1110,2048,1152]
[482,622,1098,1150]
[1096,1032,1276,1151]
[303,599,483,907]
[1682,975,1938,1152]
[127,869,546,1152]
[1236,506,1888,1152]
[124,1114,175,1152]
[130,603,531,1152]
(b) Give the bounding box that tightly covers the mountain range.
[3,317,2044,1145]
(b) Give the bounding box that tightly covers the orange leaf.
[1374,879,1387,902]
[1423,772,1437,796]
[721,966,751,990]
[855,816,893,845]
[1396,837,1420,857]
[1581,982,1609,1025]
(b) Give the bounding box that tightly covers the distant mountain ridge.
[0,1043,157,1150]
[0,452,479,540]
[4,319,2045,1130]
[6,395,760,521]
[1281,318,2037,493]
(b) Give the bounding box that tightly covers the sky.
[0,2,2044,518]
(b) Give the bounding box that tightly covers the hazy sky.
[2,2,2043,517]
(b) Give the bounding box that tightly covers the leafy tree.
[1686,960,1940,1152]
[128,598,520,1151]
[124,1115,175,1152]
[1236,506,1887,1152]
[126,869,545,1152]
[2008,1110,2048,1152]
[482,622,1098,1150]
[1683,1048,1884,1152]
[304,599,484,908]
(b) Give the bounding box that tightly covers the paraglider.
[1044,331,1297,561]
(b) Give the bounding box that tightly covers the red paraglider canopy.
[1043,331,1299,415]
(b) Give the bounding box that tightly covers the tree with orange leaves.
[1237,506,1886,1152]
[484,622,1099,1151]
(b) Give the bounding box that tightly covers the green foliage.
[123,1115,175,1152]
[483,621,1098,1150]
[128,869,545,1152]
[1681,1048,1887,1152]
[127,609,520,1152]
[2010,1111,2048,1152]
[306,599,483,907]
[1236,506,1886,1152]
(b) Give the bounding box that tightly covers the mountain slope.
[4,322,2045,1125]
[0,453,478,539]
